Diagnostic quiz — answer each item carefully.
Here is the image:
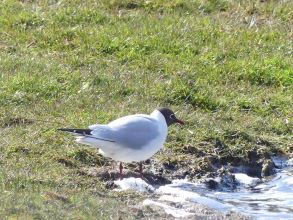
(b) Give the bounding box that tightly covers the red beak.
[176,118,184,125]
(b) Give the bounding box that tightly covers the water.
[207,168,293,219]
[156,157,293,219]
[116,157,293,219]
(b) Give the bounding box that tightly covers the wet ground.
[78,147,279,188]
[76,149,292,219]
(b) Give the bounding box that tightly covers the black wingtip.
[57,128,92,135]
[57,128,74,132]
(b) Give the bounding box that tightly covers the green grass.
[0,0,292,218]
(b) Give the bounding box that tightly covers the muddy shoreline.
[76,146,280,188]
[60,146,290,219]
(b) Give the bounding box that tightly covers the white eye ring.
[170,114,175,119]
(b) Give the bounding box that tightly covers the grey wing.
[88,124,116,142]
[91,115,159,149]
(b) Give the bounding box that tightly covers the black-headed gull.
[58,107,184,178]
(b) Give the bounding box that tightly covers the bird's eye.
[170,114,175,119]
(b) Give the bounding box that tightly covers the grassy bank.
[0,0,292,218]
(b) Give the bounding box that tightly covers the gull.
[58,107,184,178]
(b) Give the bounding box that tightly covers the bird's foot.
[119,162,123,179]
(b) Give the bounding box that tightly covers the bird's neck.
[151,110,167,127]
[151,110,168,143]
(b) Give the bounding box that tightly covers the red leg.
[119,162,123,179]
[139,162,143,178]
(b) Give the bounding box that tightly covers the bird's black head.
[157,107,184,127]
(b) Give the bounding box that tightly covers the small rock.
[105,180,115,189]
[204,178,219,190]
[217,167,239,191]
[261,159,276,177]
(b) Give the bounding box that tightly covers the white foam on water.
[158,195,186,203]
[288,158,293,166]
[114,177,154,192]
[234,173,260,186]
[156,179,234,211]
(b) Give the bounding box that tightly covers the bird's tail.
[57,128,115,143]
